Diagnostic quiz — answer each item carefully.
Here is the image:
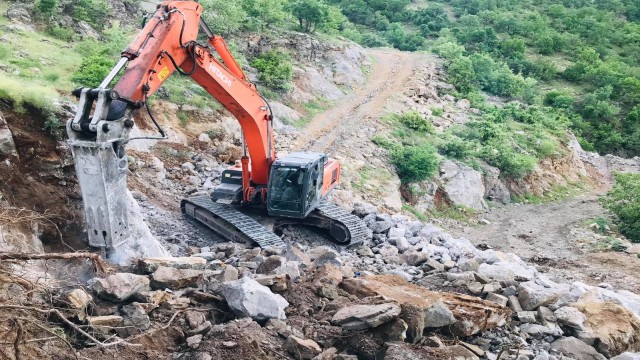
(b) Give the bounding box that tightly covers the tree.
[36,0,59,19]
[290,0,330,33]
[242,0,289,29]
[200,0,247,35]
[447,56,477,94]
[391,146,440,183]
[250,50,293,91]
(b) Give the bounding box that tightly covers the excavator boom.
[67,1,366,255]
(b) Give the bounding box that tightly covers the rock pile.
[37,201,640,359]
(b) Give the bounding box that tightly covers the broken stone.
[518,311,538,323]
[257,255,285,274]
[357,246,374,257]
[370,220,393,233]
[186,334,203,349]
[612,353,640,360]
[538,306,557,322]
[221,277,289,321]
[508,296,523,312]
[459,341,485,357]
[187,321,212,336]
[89,273,150,302]
[275,261,301,280]
[185,311,206,328]
[118,302,150,337]
[283,245,311,266]
[403,250,430,266]
[285,335,322,360]
[377,318,408,342]
[423,336,445,347]
[216,265,239,282]
[485,293,508,307]
[222,341,238,348]
[150,266,202,289]
[87,315,123,335]
[518,281,562,310]
[550,337,606,360]
[332,303,401,330]
[466,282,484,295]
[424,301,456,328]
[65,289,92,311]
[138,257,206,273]
[554,306,586,330]
[520,323,563,339]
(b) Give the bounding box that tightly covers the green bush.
[72,55,115,87]
[250,50,293,91]
[437,135,473,159]
[391,145,440,183]
[398,110,433,133]
[602,173,640,242]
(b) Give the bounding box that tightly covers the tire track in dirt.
[294,49,422,155]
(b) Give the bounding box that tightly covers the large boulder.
[332,303,401,330]
[439,160,487,211]
[550,337,606,360]
[6,5,31,24]
[518,281,563,310]
[572,301,640,358]
[341,275,510,337]
[89,273,150,302]
[221,277,289,321]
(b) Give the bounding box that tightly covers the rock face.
[332,303,401,330]
[221,277,289,321]
[439,160,487,211]
[0,112,17,158]
[89,273,150,302]
[6,5,31,25]
[550,337,606,360]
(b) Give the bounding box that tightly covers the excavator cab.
[267,152,327,219]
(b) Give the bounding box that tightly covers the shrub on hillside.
[391,145,439,183]
[398,110,433,133]
[602,173,640,243]
[72,55,115,88]
[250,50,293,91]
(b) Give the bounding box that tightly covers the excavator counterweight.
[67,1,367,259]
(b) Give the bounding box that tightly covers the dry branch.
[0,252,109,275]
[0,305,140,349]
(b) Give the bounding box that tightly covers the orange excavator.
[66,1,366,254]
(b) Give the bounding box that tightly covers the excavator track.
[310,201,369,245]
[181,197,285,247]
[181,197,368,247]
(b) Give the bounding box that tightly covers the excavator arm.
[67,1,275,251]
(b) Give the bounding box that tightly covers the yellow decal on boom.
[158,67,170,81]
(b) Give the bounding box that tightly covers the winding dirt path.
[294,49,422,155]
[450,194,640,293]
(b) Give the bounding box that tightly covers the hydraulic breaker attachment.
[67,87,133,252]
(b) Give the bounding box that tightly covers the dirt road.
[451,194,640,293]
[295,49,425,155]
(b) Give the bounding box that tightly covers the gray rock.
[275,261,301,280]
[518,281,562,310]
[139,257,207,273]
[370,220,394,234]
[378,244,399,258]
[458,258,480,272]
[485,293,508,307]
[520,323,563,339]
[403,250,430,266]
[550,337,606,360]
[186,334,203,349]
[283,245,311,266]
[216,266,239,283]
[424,301,456,328]
[508,296,524,312]
[439,160,487,210]
[221,277,289,321]
[388,227,407,240]
[89,273,150,302]
[6,5,31,24]
[331,303,401,330]
[518,311,538,323]
[394,237,411,253]
[612,353,640,360]
[118,302,150,337]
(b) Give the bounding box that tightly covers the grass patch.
[511,182,587,204]
[293,99,329,128]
